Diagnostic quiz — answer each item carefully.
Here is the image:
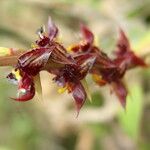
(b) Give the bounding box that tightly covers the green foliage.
[119,84,143,139]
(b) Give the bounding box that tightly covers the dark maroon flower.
[7,18,73,102]
[54,55,96,113]
[114,29,147,69]
[66,25,127,106]
[70,26,147,107]
[93,29,147,107]
[7,18,96,114]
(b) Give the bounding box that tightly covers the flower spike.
[4,17,148,114]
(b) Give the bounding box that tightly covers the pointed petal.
[72,82,87,116]
[116,29,130,55]
[47,17,58,41]
[80,24,94,44]
[18,47,53,76]
[111,80,127,108]
[130,52,147,67]
[114,29,147,68]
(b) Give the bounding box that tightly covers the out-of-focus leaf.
[85,92,104,108]
[0,147,11,150]
[118,84,143,139]
[127,1,150,19]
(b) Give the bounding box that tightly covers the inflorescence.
[4,17,148,115]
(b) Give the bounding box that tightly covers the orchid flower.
[6,18,95,114]
[68,25,147,107]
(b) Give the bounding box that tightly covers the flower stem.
[0,50,64,68]
[0,50,149,67]
[0,50,23,66]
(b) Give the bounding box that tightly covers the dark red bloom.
[114,29,147,69]
[54,69,86,115]
[7,17,72,102]
[93,29,147,107]
[6,17,148,114]
[7,18,96,114]
[54,55,96,113]
[70,26,147,108]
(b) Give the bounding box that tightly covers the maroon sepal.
[115,29,147,68]
[71,82,87,116]
[111,80,127,108]
[18,47,53,76]
[47,17,58,41]
[36,17,58,47]
[70,24,94,53]
[80,24,94,44]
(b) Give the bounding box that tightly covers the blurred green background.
[0,0,150,150]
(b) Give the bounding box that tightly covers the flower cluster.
[6,17,147,114]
